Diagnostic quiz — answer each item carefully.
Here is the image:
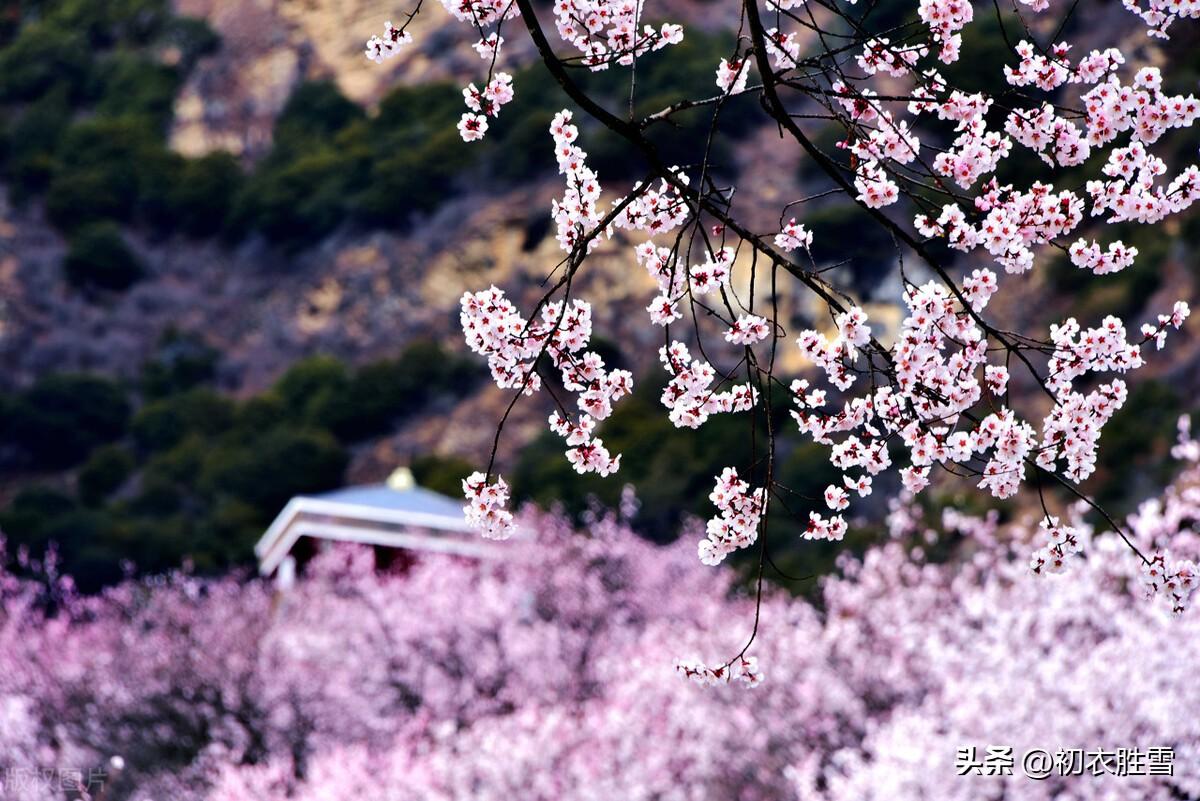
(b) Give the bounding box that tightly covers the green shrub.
[273,80,365,154]
[168,152,243,237]
[345,83,469,227]
[94,53,181,132]
[125,474,187,517]
[142,434,207,486]
[46,169,139,230]
[353,127,465,225]
[46,0,173,47]
[198,499,262,558]
[233,393,288,435]
[0,1,223,237]
[274,355,350,418]
[39,510,127,589]
[78,445,136,505]
[0,486,78,549]
[62,222,146,290]
[3,85,71,200]
[132,389,235,452]
[0,346,483,588]
[0,22,92,102]
[140,331,220,398]
[230,148,355,245]
[272,345,480,441]
[201,428,347,510]
[46,118,183,230]
[6,374,131,468]
[411,454,476,498]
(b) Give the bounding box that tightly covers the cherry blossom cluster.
[617,182,696,327]
[857,38,925,77]
[1029,517,1081,575]
[1068,238,1138,274]
[369,0,683,141]
[675,654,763,687]
[927,87,986,124]
[804,509,850,541]
[688,245,735,294]
[1141,300,1193,349]
[832,79,885,123]
[441,0,514,25]
[774,217,813,251]
[917,179,1085,274]
[1140,552,1199,613]
[550,407,622,477]
[1004,104,1089,167]
[916,0,972,62]
[794,304,871,391]
[697,467,767,566]
[552,0,683,68]
[716,57,751,94]
[848,113,921,167]
[463,471,515,539]
[1171,414,1200,462]
[853,159,900,208]
[1044,313,1166,394]
[961,267,998,309]
[791,281,1188,522]
[364,20,414,63]
[472,33,503,60]
[14,464,1200,797]
[659,341,757,430]
[764,27,802,69]
[613,174,690,237]
[367,0,1200,595]
[1035,379,1126,482]
[725,314,771,345]
[1081,68,1200,148]
[457,113,708,524]
[1121,0,1200,38]
[460,283,633,525]
[460,286,545,394]
[932,116,1011,187]
[459,72,514,142]
[1003,40,1071,90]
[1003,41,1124,90]
[847,53,1200,279]
[1087,143,1200,226]
[549,110,605,252]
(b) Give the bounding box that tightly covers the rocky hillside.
[0,0,1198,590]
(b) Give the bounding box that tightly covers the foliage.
[0,341,483,588]
[169,152,245,238]
[93,52,182,132]
[2,373,131,468]
[0,1,219,239]
[77,445,136,505]
[139,330,221,398]
[274,342,482,441]
[411,453,477,497]
[131,389,235,452]
[61,221,146,290]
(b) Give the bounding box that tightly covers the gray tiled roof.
[303,484,465,520]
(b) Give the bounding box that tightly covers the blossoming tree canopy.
[8,454,1200,798]
[366,0,1198,674]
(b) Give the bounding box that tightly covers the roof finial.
[387,466,415,491]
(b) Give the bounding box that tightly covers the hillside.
[0,0,1197,590]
